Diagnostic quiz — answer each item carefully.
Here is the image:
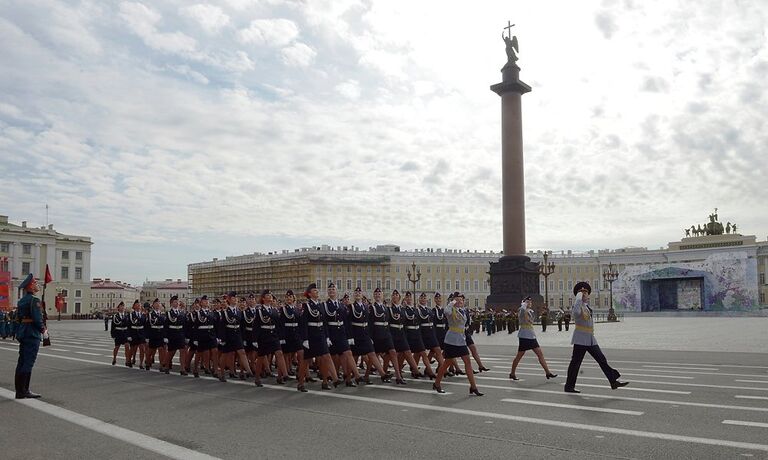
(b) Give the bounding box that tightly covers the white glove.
[216,338,222,345]
[163,338,168,344]
[279,340,285,345]
[326,338,332,346]
[127,337,133,342]
[302,340,309,349]
[348,338,355,345]
[193,341,198,346]
[254,342,259,348]
[185,338,190,344]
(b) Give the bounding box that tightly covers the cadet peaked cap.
[373,287,382,293]
[434,292,441,298]
[170,295,179,301]
[285,289,294,296]
[132,300,140,306]
[19,273,34,291]
[354,287,362,292]
[200,295,208,300]
[142,302,151,309]
[306,283,317,292]
[227,291,237,297]
[328,282,336,289]
[573,281,592,296]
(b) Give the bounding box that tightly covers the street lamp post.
[602,262,619,322]
[406,261,421,298]
[538,251,555,313]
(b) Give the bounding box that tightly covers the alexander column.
[486,22,543,311]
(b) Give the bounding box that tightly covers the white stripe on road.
[0,387,220,460]
[362,385,452,395]
[75,351,101,356]
[500,398,644,415]
[734,380,768,385]
[642,365,718,371]
[483,355,768,370]
[4,347,768,453]
[722,420,768,429]
[510,363,768,379]
[574,383,690,395]
[735,395,768,401]
[488,368,695,380]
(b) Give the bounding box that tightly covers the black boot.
[14,372,24,399]
[23,373,41,399]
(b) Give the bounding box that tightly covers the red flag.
[44,264,53,285]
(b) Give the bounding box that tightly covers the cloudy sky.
[1,0,766,285]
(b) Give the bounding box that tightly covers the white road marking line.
[486,368,695,380]
[362,385,452,395]
[500,398,644,415]
[723,420,768,429]
[503,363,768,379]
[735,395,768,401]
[642,365,718,371]
[75,351,101,356]
[734,380,768,385]
[52,349,70,352]
[574,384,690,395]
[0,387,220,460]
[3,347,768,453]
[482,355,768,370]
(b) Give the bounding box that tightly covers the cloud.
[595,11,618,39]
[119,2,197,55]
[280,42,316,67]
[238,18,299,47]
[335,79,360,99]
[641,76,670,92]
[180,4,230,34]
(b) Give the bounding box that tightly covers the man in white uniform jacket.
[564,282,628,393]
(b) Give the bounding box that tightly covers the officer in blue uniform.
[14,273,44,399]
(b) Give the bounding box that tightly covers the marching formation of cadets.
[480,305,572,335]
[110,283,492,395]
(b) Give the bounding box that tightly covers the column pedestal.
[486,255,543,310]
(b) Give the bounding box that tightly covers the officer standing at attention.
[564,282,629,393]
[14,273,44,399]
[163,295,188,375]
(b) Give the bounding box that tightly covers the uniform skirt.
[148,337,164,349]
[390,328,410,353]
[351,336,374,355]
[243,328,257,352]
[304,338,329,359]
[443,343,469,359]
[196,338,217,352]
[113,334,128,346]
[329,337,350,355]
[518,338,540,352]
[420,327,439,350]
[281,338,303,353]
[373,334,394,354]
[222,335,244,353]
[166,336,186,351]
[405,329,426,353]
[257,340,281,356]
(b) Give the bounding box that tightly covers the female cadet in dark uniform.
[388,290,423,379]
[297,283,339,392]
[110,301,129,366]
[217,291,255,383]
[417,293,444,375]
[369,288,404,384]
[324,283,361,387]
[145,299,166,372]
[279,290,302,377]
[126,300,147,369]
[192,295,217,377]
[163,295,188,375]
[254,290,288,385]
[348,287,388,383]
[403,293,436,379]
[242,294,259,379]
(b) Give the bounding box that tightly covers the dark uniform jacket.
[15,293,44,341]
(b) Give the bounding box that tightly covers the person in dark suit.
[14,273,44,399]
[297,283,339,392]
[110,301,129,365]
[163,295,188,375]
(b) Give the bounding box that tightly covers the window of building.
[455,267,459,274]
[568,297,573,306]
[395,266,400,273]
[22,262,31,275]
[445,280,451,290]
[316,279,322,289]
[594,279,599,290]
[346,280,352,290]
[376,267,381,273]
[75,289,82,298]
[327,265,332,273]
[76,251,83,261]
[376,280,381,289]
[367,267,372,273]
[336,267,342,273]
[416,280,421,290]
[559,297,563,307]
[326,279,333,288]
[75,267,82,280]
[464,267,468,274]
[61,289,68,297]
[0,243,9,252]
[436,267,440,274]
[347,266,351,272]
[474,280,479,291]
[336,279,341,289]
[576,266,580,273]
[605,297,609,307]
[385,267,390,273]
[356,279,362,289]
[426,266,431,273]
[427,280,432,290]
[603,281,608,290]
[460,280,465,291]
[474,298,479,307]
[549,280,554,291]
[357,267,362,273]
[385,280,391,290]
[22,244,31,255]
[483,280,488,291]
[62,250,69,260]
[540,281,545,291]
[61,266,69,279]
[558,280,564,290]
[366,280,372,290]
[75,302,81,313]
[760,273,765,285]
[395,280,401,290]
[567,266,571,273]
[436,280,441,291]
[760,292,765,304]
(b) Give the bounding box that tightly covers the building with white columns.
[0,214,92,315]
